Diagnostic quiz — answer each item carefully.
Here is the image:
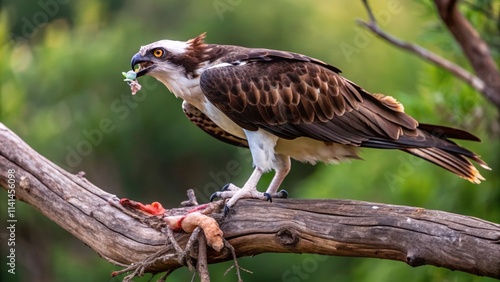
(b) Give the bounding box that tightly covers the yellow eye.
[153,48,164,58]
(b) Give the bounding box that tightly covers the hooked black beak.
[131,53,155,78]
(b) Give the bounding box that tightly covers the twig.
[165,226,202,272]
[182,227,202,271]
[116,227,204,281]
[357,0,500,108]
[156,270,174,282]
[223,238,251,282]
[181,189,199,207]
[166,227,184,254]
[197,232,210,282]
[113,246,176,281]
[362,0,376,22]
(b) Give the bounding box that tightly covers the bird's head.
[130,33,209,82]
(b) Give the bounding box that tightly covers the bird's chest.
[157,71,246,139]
[160,77,246,140]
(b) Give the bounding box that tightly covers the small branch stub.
[276,228,300,247]
[406,253,426,267]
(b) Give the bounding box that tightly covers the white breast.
[152,70,246,139]
[202,101,246,139]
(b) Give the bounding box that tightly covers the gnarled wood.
[0,122,499,279]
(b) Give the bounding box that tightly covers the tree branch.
[433,0,500,107]
[1,122,499,279]
[357,0,500,109]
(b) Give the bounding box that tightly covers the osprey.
[130,33,489,211]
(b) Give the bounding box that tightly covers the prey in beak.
[123,50,164,95]
[130,53,156,78]
[122,52,157,95]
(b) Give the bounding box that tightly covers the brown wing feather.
[199,52,488,183]
[201,59,417,146]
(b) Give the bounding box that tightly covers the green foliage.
[0,0,498,281]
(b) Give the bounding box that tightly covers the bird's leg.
[210,129,289,214]
[210,166,268,201]
[265,154,291,199]
[224,167,268,207]
[210,155,291,216]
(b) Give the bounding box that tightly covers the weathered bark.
[1,122,499,279]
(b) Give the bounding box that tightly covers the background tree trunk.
[358,0,500,110]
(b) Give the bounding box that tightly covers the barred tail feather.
[404,147,490,184]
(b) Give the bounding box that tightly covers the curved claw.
[277,189,289,199]
[210,192,220,202]
[222,183,231,191]
[263,192,272,203]
[223,204,230,217]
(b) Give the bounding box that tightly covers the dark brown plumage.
[131,33,490,192]
[197,44,489,183]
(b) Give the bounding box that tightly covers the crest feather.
[187,32,207,50]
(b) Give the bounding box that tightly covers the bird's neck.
[154,70,207,112]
